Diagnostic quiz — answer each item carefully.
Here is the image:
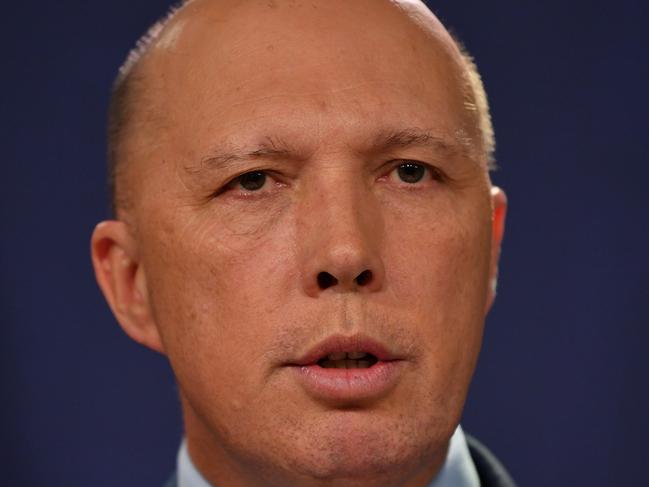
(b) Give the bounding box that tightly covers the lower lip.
[289,361,405,404]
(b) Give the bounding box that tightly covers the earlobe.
[485,186,507,313]
[90,221,165,354]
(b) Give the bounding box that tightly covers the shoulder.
[465,434,517,487]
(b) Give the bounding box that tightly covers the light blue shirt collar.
[177,439,211,487]
[429,425,480,487]
[177,425,479,487]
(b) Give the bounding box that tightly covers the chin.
[277,411,450,487]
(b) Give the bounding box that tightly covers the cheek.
[140,205,297,407]
[382,194,492,390]
[384,192,492,304]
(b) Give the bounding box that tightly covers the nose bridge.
[298,164,385,296]
[322,172,368,241]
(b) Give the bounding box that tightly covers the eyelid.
[383,159,447,183]
[211,160,446,199]
[214,169,282,198]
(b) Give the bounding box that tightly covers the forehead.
[135,0,477,168]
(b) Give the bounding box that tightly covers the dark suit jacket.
[164,435,516,487]
[465,434,517,487]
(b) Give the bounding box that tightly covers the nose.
[298,178,385,297]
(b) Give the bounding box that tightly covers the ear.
[485,186,507,313]
[90,221,165,354]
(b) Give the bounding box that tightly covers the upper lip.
[288,334,400,366]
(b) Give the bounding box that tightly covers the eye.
[213,170,287,200]
[386,161,444,185]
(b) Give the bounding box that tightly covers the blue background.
[2,1,648,485]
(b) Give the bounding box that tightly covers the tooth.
[357,360,371,368]
[348,351,366,360]
[348,359,359,368]
[328,352,347,361]
[334,360,347,369]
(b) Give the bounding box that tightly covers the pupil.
[240,172,266,191]
[397,163,425,183]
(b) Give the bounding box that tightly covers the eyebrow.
[190,136,295,175]
[370,128,469,158]
[186,128,472,177]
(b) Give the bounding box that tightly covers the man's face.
[101,0,505,485]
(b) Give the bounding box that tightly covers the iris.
[239,171,267,191]
[397,163,425,183]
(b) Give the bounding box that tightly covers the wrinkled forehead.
[129,0,479,166]
[144,0,467,106]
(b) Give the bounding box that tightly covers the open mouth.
[316,352,379,369]
[289,335,405,401]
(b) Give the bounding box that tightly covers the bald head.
[107,0,495,216]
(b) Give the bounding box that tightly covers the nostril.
[355,269,373,286]
[317,272,338,289]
